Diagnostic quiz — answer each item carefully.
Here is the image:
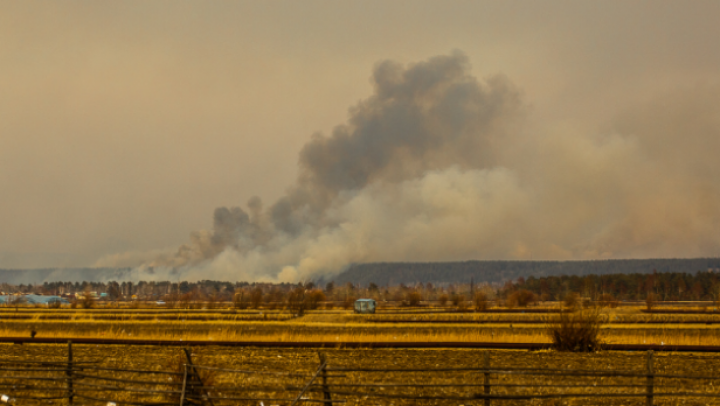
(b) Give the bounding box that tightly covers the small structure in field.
[354,298,376,314]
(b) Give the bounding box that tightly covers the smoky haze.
[105,51,720,283]
[3,2,720,281]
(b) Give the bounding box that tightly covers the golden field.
[0,305,720,346]
[2,344,720,405]
[2,305,720,404]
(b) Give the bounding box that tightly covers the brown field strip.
[4,337,720,352]
[368,319,720,324]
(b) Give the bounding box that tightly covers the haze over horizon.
[2,2,720,282]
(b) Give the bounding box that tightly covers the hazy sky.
[2,1,720,270]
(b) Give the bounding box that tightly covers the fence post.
[318,352,332,405]
[646,350,654,406]
[67,340,73,405]
[483,351,491,406]
[183,348,216,406]
[179,364,188,406]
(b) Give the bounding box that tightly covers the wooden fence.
[2,342,720,405]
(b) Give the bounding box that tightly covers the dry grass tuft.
[473,292,488,311]
[546,308,605,352]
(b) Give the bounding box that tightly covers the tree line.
[2,268,719,310]
[508,270,720,302]
[330,258,720,286]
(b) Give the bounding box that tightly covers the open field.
[1,305,720,347]
[3,323,720,346]
[2,345,720,405]
[2,305,720,404]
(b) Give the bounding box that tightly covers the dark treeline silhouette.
[2,270,720,310]
[506,270,720,302]
[2,258,720,288]
[329,258,720,286]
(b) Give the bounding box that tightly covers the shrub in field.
[206,295,218,310]
[597,294,618,308]
[343,296,357,310]
[405,291,423,307]
[80,291,95,309]
[450,293,464,307]
[546,308,605,352]
[178,293,192,309]
[391,290,405,303]
[438,294,449,306]
[160,293,178,308]
[506,289,537,308]
[233,291,248,309]
[305,289,326,310]
[563,292,580,309]
[646,292,657,311]
[473,292,488,312]
[287,287,306,314]
[250,287,263,309]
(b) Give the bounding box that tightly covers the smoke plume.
[101,51,720,282]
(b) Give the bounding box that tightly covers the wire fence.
[2,342,720,405]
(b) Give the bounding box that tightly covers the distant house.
[354,298,376,314]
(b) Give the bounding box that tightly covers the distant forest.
[1,258,720,288]
[3,264,720,304]
[510,271,720,302]
[329,258,720,286]
[8,270,720,304]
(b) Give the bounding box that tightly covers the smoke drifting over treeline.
[97,51,720,282]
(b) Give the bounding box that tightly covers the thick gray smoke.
[96,51,720,282]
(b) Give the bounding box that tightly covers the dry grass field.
[1,305,720,346]
[2,305,720,404]
[2,344,720,405]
